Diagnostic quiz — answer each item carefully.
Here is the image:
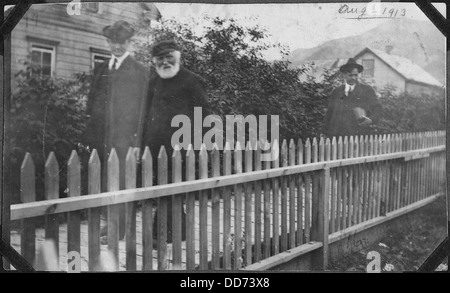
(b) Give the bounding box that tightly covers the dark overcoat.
[84,55,150,165]
[323,82,381,138]
[142,66,208,157]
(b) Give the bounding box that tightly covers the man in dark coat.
[143,40,208,157]
[83,20,149,240]
[142,40,209,244]
[323,58,381,138]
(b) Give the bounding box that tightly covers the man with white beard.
[142,40,208,244]
[143,40,208,158]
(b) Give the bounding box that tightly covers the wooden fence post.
[171,146,183,269]
[211,144,221,269]
[141,147,153,271]
[88,150,101,271]
[44,152,59,263]
[20,153,36,266]
[244,142,254,266]
[254,143,263,262]
[288,139,296,250]
[157,146,168,270]
[68,150,81,267]
[311,167,330,270]
[223,142,232,269]
[125,147,137,271]
[233,142,243,269]
[107,149,120,270]
[185,145,196,270]
[199,144,209,270]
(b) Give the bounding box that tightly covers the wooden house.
[9,2,161,82]
[354,47,444,96]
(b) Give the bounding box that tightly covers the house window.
[92,53,110,71]
[362,59,375,78]
[30,44,55,77]
[85,3,99,13]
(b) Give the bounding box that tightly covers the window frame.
[362,58,375,78]
[90,47,111,71]
[29,43,56,78]
[84,2,100,13]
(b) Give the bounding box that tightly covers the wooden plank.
[341,136,348,230]
[157,147,168,270]
[233,142,243,269]
[330,137,337,233]
[304,139,312,241]
[365,135,373,221]
[352,136,360,226]
[11,146,445,221]
[171,146,182,269]
[125,148,137,271]
[199,144,209,270]
[288,139,296,249]
[20,153,36,266]
[211,145,221,270]
[68,151,81,263]
[44,152,59,263]
[107,149,120,270]
[347,136,354,228]
[296,139,304,245]
[335,137,343,232]
[88,150,101,271]
[280,139,288,252]
[141,147,153,271]
[263,142,272,259]
[358,136,365,224]
[185,145,196,270]
[271,140,280,256]
[243,242,323,271]
[223,142,232,269]
[244,142,253,266]
[405,134,412,206]
[254,143,262,262]
[311,168,330,270]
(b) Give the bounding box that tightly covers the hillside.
[288,19,445,84]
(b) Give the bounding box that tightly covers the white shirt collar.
[109,51,130,70]
[344,83,356,95]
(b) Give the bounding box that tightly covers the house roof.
[355,47,443,88]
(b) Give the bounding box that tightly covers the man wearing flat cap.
[142,39,209,244]
[83,20,149,240]
[142,39,208,157]
[322,58,381,138]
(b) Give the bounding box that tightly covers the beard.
[156,62,180,79]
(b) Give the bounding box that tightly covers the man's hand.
[358,116,372,127]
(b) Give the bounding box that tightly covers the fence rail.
[8,131,446,271]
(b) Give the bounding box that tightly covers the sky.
[155,2,446,59]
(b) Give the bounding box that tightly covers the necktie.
[111,58,117,70]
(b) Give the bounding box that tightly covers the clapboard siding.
[11,2,154,81]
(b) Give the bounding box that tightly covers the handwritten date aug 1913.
[338,4,406,20]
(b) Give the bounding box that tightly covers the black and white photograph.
[0,1,448,274]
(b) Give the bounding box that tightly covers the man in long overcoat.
[84,20,149,239]
[323,58,381,138]
[142,40,209,244]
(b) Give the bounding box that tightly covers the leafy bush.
[374,84,445,134]
[8,61,90,203]
[134,17,332,141]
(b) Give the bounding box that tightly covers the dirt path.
[328,196,448,272]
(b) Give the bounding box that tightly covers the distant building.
[354,47,444,96]
[8,2,161,82]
